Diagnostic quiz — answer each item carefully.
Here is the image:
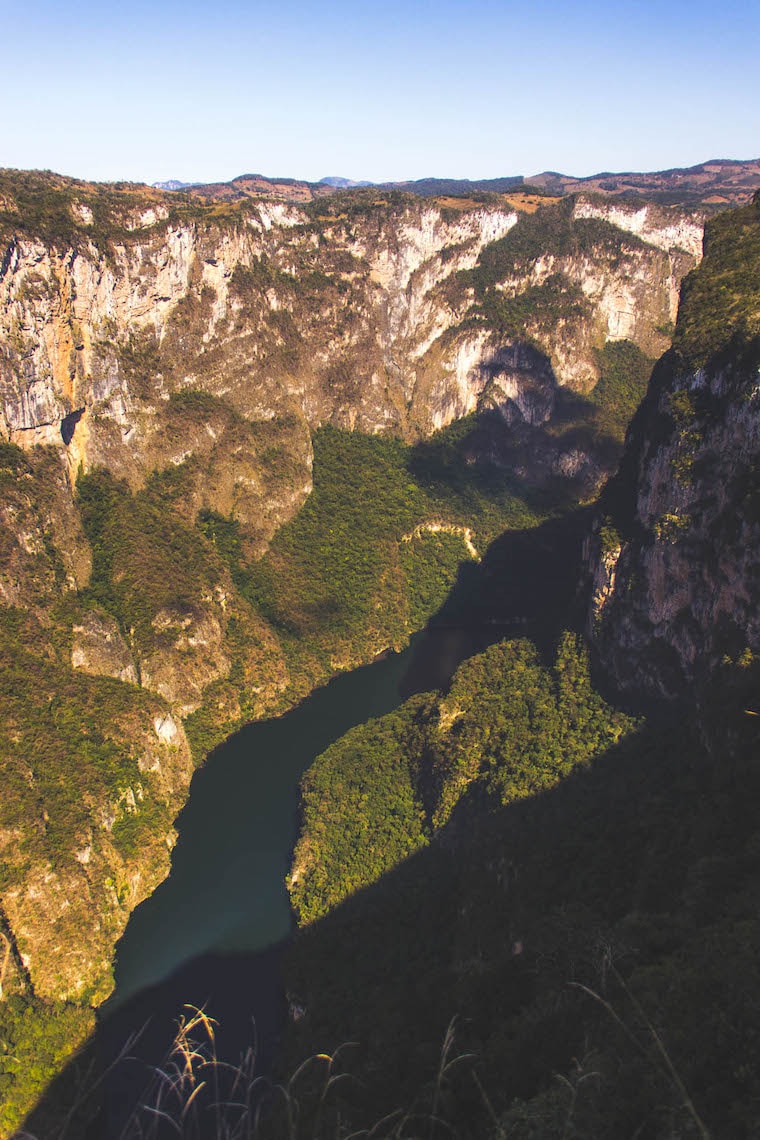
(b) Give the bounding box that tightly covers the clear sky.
[2,0,758,186]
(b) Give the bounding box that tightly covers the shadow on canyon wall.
[35,682,760,1138]
[278,691,760,1140]
[20,502,594,1139]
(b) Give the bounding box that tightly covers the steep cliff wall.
[0,605,195,1002]
[1,176,702,498]
[588,191,760,700]
[0,173,705,1015]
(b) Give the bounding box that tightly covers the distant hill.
[152,179,191,191]
[523,157,760,207]
[318,176,374,188]
[378,174,526,197]
[177,157,760,210]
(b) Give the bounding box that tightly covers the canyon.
[1,164,759,1137]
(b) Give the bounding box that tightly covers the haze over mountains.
[152,156,760,209]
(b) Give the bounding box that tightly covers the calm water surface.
[111,512,584,1007]
[112,640,424,1006]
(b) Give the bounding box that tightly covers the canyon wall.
[588,191,760,700]
[0,173,704,1007]
[1,181,702,516]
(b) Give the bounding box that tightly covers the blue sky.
[2,0,758,185]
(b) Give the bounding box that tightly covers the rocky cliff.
[276,196,760,1140]
[1,172,701,482]
[0,170,705,1020]
[587,190,760,700]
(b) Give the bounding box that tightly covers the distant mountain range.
[318,176,374,188]
[153,157,760,209]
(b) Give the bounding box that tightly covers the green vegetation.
[0,607,173,868]
[4,177,760,1140]
[0,169,165,250]
[455,199,650,332]
[282,648,760,1140]
[673,190,760,369]
[19,639,760,1140]
[400,530,473,630]
[62,418,577,760]
[436,198,663,371]
[405,414,556,536]
[77,469,224,655]
[304,187,414,222]
[598,517,623,555]
[239,427,430,641]
[516,339,655,473]
[0,605,184,1128]
[663,389,704,485]
[0,168,258,252]
[473,275,592,341]
[0,996,93,1136]
[590,340,656,442]
[0,442,30,477]
[431,635,633,823]
[464,201,649,296]
[289,634,634,923]
[207,423,551,693]
[290,702,430,924]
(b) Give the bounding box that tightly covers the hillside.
[272,193,760,1139]
[524,157,760,209]
[160,157,760,211]
[0,170,752,1135]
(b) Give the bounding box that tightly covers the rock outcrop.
[0,611,195,1001]
[71,606,138,683]
[587,191,760,700]
[1,176,702,491]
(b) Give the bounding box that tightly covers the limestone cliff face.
[0,186,702,490]
[0,175,706,1007]
[0,445,90,609]
[71,606,138,683]
[0,200,515,474]
[587,192,760,700]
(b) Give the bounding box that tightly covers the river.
[56,514,586,1136]
[111,640,422,1008]
[91,639,439,1134]
[109,512,586,1015]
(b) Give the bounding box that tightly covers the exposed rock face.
[0,174,708,1009]
[71,606,138,683]
[588,192,760,700]
[0,445,91,608]
[0,664,194,1001]
[589,348,760,699]
[0,184,702,495]
[0,201,514,469]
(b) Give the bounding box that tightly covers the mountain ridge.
[144,156,760,209]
